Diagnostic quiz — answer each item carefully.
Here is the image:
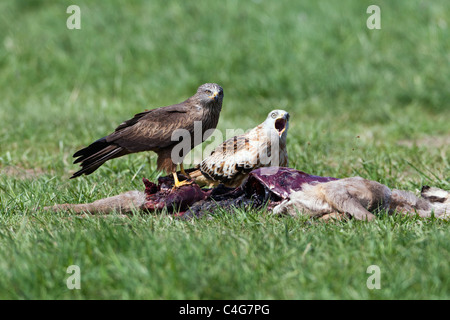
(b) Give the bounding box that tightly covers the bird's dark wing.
[106,102,198,152]
[71,102,198,178]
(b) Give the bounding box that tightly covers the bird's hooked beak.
[210,90,220,102]
[274,113,289,137]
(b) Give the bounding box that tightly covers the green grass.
[0,212,449,299]
[0,0,449,299]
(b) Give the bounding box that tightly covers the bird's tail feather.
[71,138,127,179]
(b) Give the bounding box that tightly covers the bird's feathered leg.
[156,150,192,189]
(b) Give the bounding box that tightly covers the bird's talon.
[172,179,194,189]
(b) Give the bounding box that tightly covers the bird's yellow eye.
[271,113,277,119]
[205,89,212,94]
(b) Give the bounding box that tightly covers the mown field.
[0,0,449,299]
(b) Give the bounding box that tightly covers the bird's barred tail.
[70,138,127,179]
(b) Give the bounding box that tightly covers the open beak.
[274,113,289,136]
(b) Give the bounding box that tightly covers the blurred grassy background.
[0,0,449,299]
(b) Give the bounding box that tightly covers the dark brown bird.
[71,83,224,187]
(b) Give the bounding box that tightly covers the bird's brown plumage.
[192,110,290,188]
[71,83,224,179]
